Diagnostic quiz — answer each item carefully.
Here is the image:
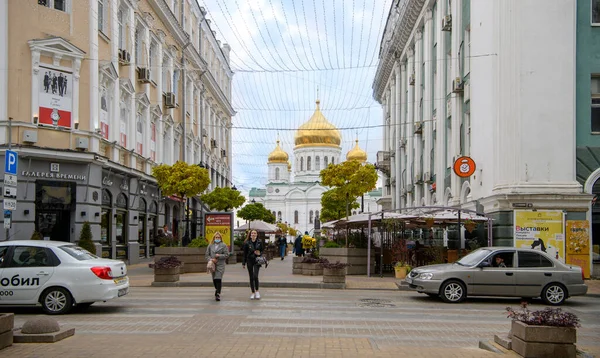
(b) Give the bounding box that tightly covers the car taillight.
[91,266,113,280]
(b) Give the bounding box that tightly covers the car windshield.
[59,245,98,261]
[456,248,493,266]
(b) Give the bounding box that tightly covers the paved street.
[2,284,600,357]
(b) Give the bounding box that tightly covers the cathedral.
[248,100,382,235]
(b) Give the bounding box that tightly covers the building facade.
[373,0,599,246]
[0,0,234,263]
[248,100,382,235]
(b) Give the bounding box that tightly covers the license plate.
[114,276,127,285]
[118,288,129,297]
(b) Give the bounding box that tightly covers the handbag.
[255,255,267,266]
[207,259,216,274]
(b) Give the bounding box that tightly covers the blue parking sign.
[4,150,17,175]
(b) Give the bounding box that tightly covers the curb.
[151,281,346,289]
[478,340,504,354]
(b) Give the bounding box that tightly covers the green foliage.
[78,222,96,254]
[200,187,245,212]
[324,241,341,248]
[320,161,378,200]
[30,231,43,240]
[152,161,211,198]
[319,188,359,222]
[237,202,276,223]
[187,237,209,247]
[233,238,244,247]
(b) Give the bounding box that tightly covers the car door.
[0,246,56,304]
[514,251,554,298]
[471,251,516,296]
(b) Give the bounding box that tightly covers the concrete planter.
[394,266,407,279]
[511,320,577,358]
[292,256,303,275]
[0,313,14,350]
[302,262,323,276]
[153,267,181,283]
[323,268,346,284]
[155,247,207,273]
[319,248,375,275]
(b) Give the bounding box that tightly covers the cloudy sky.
[198,0,393,193]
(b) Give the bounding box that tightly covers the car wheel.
[440,280,466,303]
[542,283,567,306]
[40,287,73,315]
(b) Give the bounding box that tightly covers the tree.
[276,222,299,239]
[320,161,378,245]
[200,186,245,211]
[78,221,96,254]
[320,188,360,223]
[237,202,276,224]
[152,161,211,242]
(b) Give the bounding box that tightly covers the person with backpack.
[242,230,264,300]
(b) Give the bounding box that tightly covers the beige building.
[0,0,235,263]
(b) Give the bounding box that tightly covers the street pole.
[5,117,11,240]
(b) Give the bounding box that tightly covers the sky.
[197,0,393,193]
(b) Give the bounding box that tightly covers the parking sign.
[4,150,17,175]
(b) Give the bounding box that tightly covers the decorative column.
[435,0,448,205]
[390,75,396,210]
[0,0,7,140]
[128,6,136,152]
[399,62,407,208]
[423,10,433,205]
[450,0,463,204]
[406,47,415,207]
[90,0,99,134]
[414,30,423,205]
[156,36,164,162]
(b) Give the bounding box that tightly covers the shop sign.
[21,171,86,181]
[514,210,565,262]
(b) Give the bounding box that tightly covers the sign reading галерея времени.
[20,171,86,181]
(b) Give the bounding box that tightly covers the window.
[149,43,156,82]
[277,211,282,221]
[118,7,126,49]
[135,28,141,65]
[294,210,299,224]
[8,246,54,267]
[315,156,320,170]
[324,156,328,167]
[39,0,67,12]
[309,210,314,224]
[332,157,335,165]
[518,252,554,268]
[61,245,97,260]
[315,211,319,222]
[307,156,312,171]
[98,0,106,33]
[464,28,471,75]
[592,77,600,132]
[300,157,304,171]
[275,167,280,180]
[593,0,600,24]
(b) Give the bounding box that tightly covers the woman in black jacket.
[242,230,263,300]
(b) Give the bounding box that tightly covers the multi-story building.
[0,0,234,263]
[373,0,599,249]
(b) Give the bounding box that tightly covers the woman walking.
[205,232,229,301]
[242,230,263,300]
[277,229,287,260]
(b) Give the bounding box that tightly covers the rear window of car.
[518,252,554,268]
[59,245,98,261]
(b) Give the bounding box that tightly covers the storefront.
[115,192,128,260]
[35,180,77,241]
[101,189,112,258]
[149,200,158,255]
[138,198,147,258]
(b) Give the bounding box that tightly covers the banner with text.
[204,212,233,251]
[514,210,565,262]
[565,220,591,278]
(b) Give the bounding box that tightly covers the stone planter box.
[292,256,303,275]
[153,267,181,283]
[319,248,375,275]
[510,320,576,358]
[302,262,323,276]
[323,268,346,284]
[0,313,14,350]
[155,247,207,273]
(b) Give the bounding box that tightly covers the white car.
[0,240,129,314]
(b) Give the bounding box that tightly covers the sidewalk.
[127,254,401,290]
[128,255,600,295]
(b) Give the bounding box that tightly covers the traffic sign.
[3,217,10,229]
[4,150,17,175]
[3,174,17,187]
[3,210,10,218]
[3,198,16,211]
[4,186,16,198]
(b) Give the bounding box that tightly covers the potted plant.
[150,256,182,283]
[394,261,411,279]
[463,219,477,233]
[155,236,208,273]
[320,259,351,286]
[78,221,97,255]
[504,303,580,358]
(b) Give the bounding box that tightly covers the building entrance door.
[36,210,71,241]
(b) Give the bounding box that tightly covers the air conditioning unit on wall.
[164,92,176,109]
[442,15,452,31]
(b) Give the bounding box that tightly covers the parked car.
[0,240,129,314]
[406,247,587,305]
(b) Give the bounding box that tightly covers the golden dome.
[346,140,367,163]
[287,161,292,172]
[294,100,342,148]
[267,140,289,163]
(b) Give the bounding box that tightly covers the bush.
[78,222,96,254]
[30,231,43,240]
[149,256,182,269]
[301,256,324,264]
[506,303,580,328]
[324,241,341,248]
[187,237,209,247]
[319,259,352,270]
[234,238,244,247]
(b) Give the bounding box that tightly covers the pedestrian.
[277,229,287,260]
[205,231,229,301]
[242,229,263,300]
[293,233,304,257]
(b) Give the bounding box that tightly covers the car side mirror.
[478,261,491,268]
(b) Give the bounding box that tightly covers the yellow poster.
[565,220,591,279]
[514,210,564,262]
[204,213,233,250]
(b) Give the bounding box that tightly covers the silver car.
[405,247,587,305]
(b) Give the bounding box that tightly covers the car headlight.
[419,273,434,280]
